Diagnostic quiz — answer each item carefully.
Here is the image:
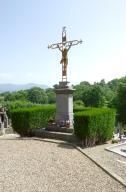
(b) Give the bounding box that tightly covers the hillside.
[0,83,49,93]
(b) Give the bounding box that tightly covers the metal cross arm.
[48,43,62,49]
[48,39,82,50]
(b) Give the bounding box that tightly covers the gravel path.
[0,135,126,192]
[81,142,126,183]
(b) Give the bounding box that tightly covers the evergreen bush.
[73,106,90,113]
[2,100,41,118]
[11,105,55,136]
[74,108,116,146]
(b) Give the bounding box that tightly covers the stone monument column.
[54,81,74,129]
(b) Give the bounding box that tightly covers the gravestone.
[0,107,8,135]
[106,143,126,158]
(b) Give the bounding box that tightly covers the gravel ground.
[81,142,126,183]
[0,135,126,192]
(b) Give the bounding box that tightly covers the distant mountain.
[0,83,49,93]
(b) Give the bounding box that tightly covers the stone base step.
[0,127,14,135]
[45,126,73,133]
[5,127,14,134]
[34,128,77,143]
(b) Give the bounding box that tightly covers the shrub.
[73,106,91,113]
[1,100,42,118]
[11,105,55,136]
[73,100,85,109]
[74,108,116,146]
[73,106,85,113]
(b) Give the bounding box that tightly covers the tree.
[0,96,4,103]
[107,76,126,108]
[28,87,48,104]
[73,81,91,101]
[99,79,106,86]
[115,82,126,124]
[107,78,120,92]
[82,85,106,107]
[4,92,16,101]
[14,90,28,101]
[46,88,56,104]
[4,90,28,102]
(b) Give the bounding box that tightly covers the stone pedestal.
[54,81,74,129]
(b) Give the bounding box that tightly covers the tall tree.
[73,81,91,101]
[46,88,56,104]
[28,87,48,104]
[82,84,106,107]
[115,82,126,124]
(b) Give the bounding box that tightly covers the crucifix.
[48,27,82,82]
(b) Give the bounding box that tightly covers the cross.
[48,27,82,82]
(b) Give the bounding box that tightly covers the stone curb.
[74,145,126,189]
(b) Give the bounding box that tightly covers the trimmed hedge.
[2,100,43,118]
[11,105,55,136]
[73,106,93,113]
[73,106,85,113]
[74,108,116,146]
[11,104,116,145]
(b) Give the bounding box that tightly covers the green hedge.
[11,105,55,136]
[74,108,116,146]
[73,106,85,113]
[73,106,93,113]
[2,100,43,118]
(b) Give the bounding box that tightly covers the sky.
[0,0,126,87]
